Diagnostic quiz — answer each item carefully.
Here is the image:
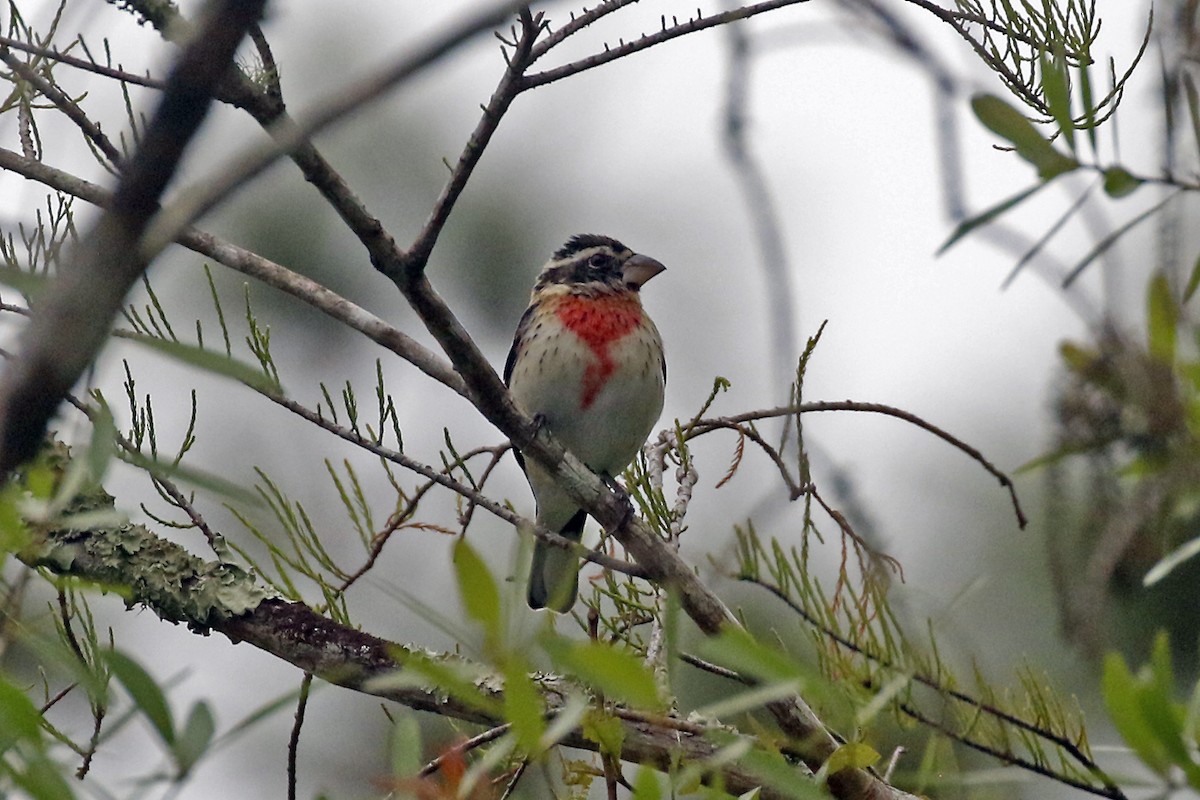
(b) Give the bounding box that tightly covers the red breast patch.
[554,294,643,409]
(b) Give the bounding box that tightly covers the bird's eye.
[588,253,611,268]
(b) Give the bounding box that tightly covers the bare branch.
[522,0,813,89]
[0,0,267,473]
[0,34,166,91]
[137,0,531,261]
[691,401,1028,528]
[0,46,123,168]
[0,147,467,397]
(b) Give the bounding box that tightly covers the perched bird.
[505,234,666,612]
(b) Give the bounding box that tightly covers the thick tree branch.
[21,509,810,800]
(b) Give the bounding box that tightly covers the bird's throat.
[553,294,643,410]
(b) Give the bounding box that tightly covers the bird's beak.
[622,254,666,288]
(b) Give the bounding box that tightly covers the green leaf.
[371,651,502,719]
[117,448,259,505]
[0,674,44,753]
[388,712,423,779]
[938,181,1049,254]
[582,707,625,755]
[84,403,118,487]
[0,483,31,556]
[821,741,880,777]
[452,539,501,641]
[1184,252,1200,304]
[1103,167,1143,198]
[106,650,175,747]
[502,657,546,753]
[1040,49,1074,151]
[544,638,662,710]
[0,266,50,299]
[631,766,664,800]
[11,754,75,800]
[1103,650,1171,775]
[121,332,281,394]
[971,94,1079,179]
[697,627,808,685]
[1147,272,1178,364]
[173,701,215,777]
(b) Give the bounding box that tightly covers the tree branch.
[0,147,467,397]
[21,506,816,800]
[0,0,267,473]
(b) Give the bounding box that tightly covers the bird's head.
[535,234,666,294]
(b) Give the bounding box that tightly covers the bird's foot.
[602,473,637,529]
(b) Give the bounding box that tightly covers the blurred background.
[0,0,1184,797]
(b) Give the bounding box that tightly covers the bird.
[504,234,666,612]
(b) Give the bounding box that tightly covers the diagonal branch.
[0,146,467,397]
[0,0,267,474]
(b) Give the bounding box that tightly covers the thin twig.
[262,390,650,580]
[691,402,1028,528]
[521,0,813,89]
[417,724,511,778]
[0,34,165,91]
[0,46,123,169]
[287,673,313,800]
[0,147,467,397]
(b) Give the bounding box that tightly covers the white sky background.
[0,1,1171,797]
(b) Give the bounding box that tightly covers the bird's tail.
[527,509,587,612]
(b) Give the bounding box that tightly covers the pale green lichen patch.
[18,442,275,631]
[35,518,275,631]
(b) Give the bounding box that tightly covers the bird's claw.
[602,473,637,529]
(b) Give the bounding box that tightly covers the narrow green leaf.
[1183,252,1200,304]
[107,650,175,747]
[503,657,546,753]
[1147,272,1178,364]
[452,539,501,640]
[971,94,1078,179]
[120,332,281,394]
[388,712,423,779]
[117,448,259,505]
[699,680,806,721]
[1001,183,1096,290]
[1079,59,1099,156]
[938,182,1048,254]
[1103,167,1143,198]
[544,638,662,710]
[173,701,215,777]
[696,627,809,685]
[85,403,117,487]
[1040,49,1074,151]
[1063,191,1184,287]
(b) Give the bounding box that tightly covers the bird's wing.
[505,303,539,473]
[503,302,537,387]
